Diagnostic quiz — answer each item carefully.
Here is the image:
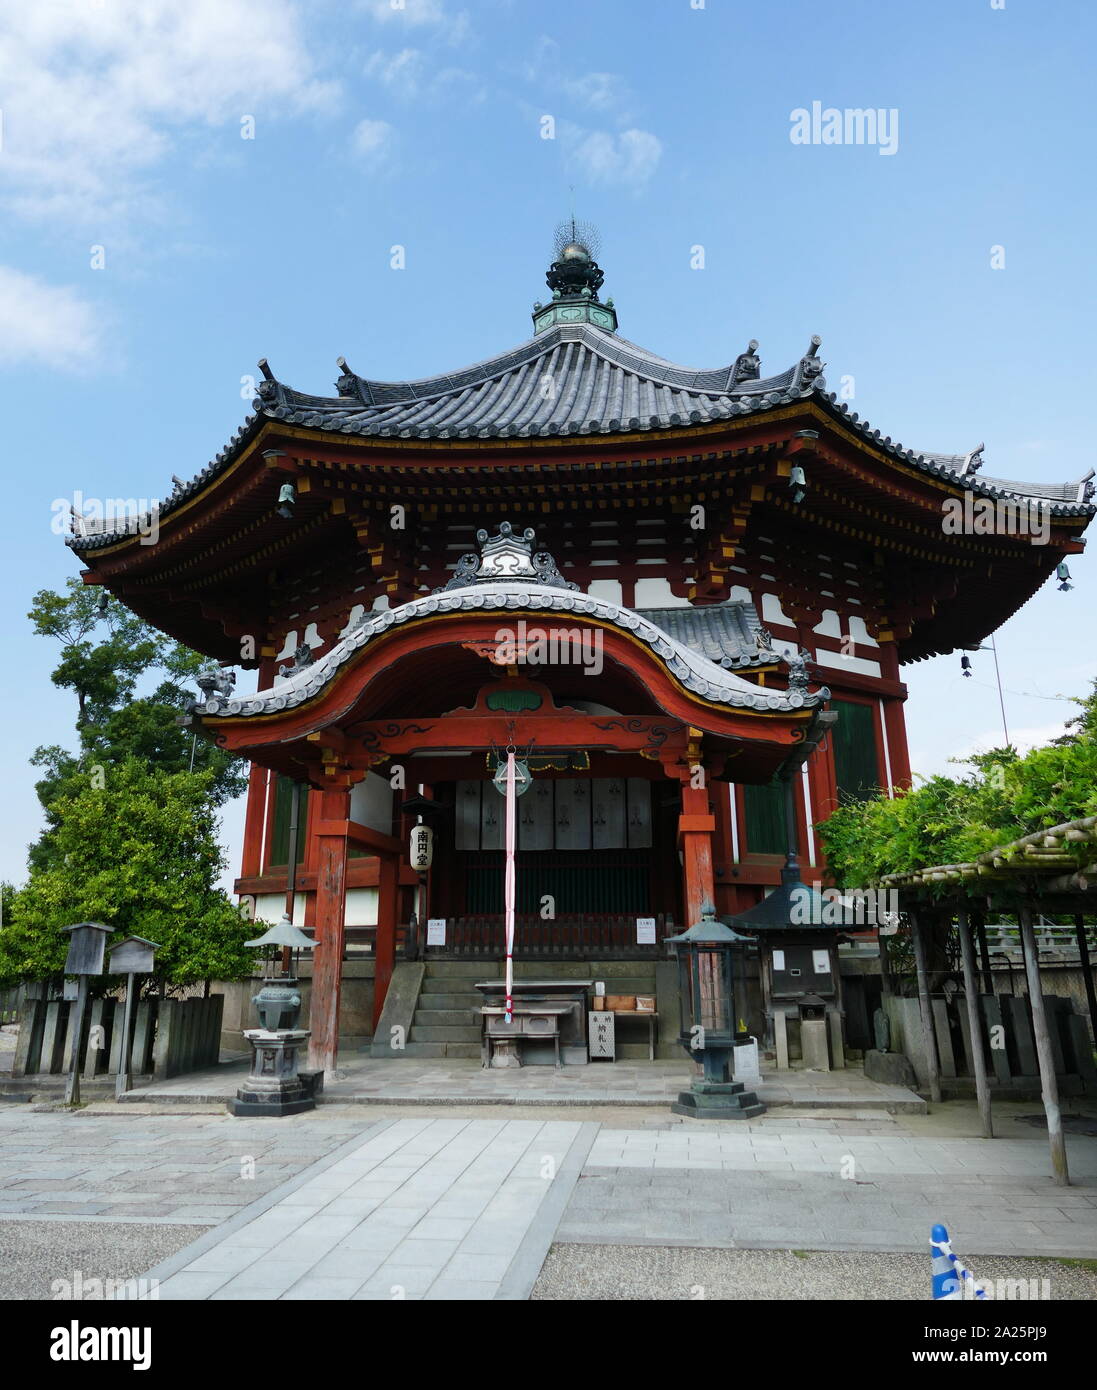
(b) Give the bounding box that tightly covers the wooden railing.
[424,913,675,959]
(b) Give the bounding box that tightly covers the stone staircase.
[398,960,671,1060]
[403,963,483,1059]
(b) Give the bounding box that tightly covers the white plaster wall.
[345,887,379,927]
[351,771,394,834]
[587,578,623,604]
[634,576,690,607]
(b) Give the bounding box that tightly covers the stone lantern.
[665,905,765,1119]
[227,913,318,1117]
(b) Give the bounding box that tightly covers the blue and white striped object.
[931,1223,987,1300]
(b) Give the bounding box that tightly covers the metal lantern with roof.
[728,848,847,1071]
[228,913,318,1119]
[665,904,765,1119]
[245,913,314,1031]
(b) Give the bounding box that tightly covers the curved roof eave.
[67,327,1094,554]
[189,582,829,722]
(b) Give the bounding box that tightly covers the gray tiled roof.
[68,322,1094,551]
[256,323,818,439]
[635,601,774,669]
[188,583,828,722]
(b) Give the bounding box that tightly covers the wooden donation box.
[475,980,592,1067]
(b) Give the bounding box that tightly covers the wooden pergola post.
[957,906,993,1138]
[1075,913,1097,1049]
[909,908,941,1104]
[974,906,994,993]
[1018,904,1069,1185]
[308,787,351,1079]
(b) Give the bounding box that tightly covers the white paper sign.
[772,949,786,971]
[813,949,831,974]
[636,917,656,944]
[426,918,447,946]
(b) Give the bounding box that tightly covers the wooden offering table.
[475,980,593,1067]
[481,1004,572,1069]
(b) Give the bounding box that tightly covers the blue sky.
[1,0,1094,887]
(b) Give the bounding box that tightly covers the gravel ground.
[531,1244,1097,1300]
[0,1220,207,1300]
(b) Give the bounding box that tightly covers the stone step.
[423,962,494,978]
[398,1041,482,1060]
[417,992,483,1010]
[413,1008,479,1028]
[410,1024,483,1044]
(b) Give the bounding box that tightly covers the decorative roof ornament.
[961,442,985,476]
[278,643,315,680]
[439,521,579,592]
[784,646,815,695]
[731,340,761,384]
[195,664,236,699]
[798,335,825,385]
[534,219,617,335]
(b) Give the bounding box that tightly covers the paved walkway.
[146,1117,595,1300]
[3,1105,1096,1298]
[563,1125,1097,1257]
[124,1057,925,1112]
[137,1115,1097,1299]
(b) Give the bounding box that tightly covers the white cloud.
[0,266,103,371]
[365,46,482,103]
[517,38,633,119]
[352,117,396,165]
[360,0,470,44]
[366,47,428,94]
[562,72,630,114]
[570,128,664,190]
[0,0,337,229]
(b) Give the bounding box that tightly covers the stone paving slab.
[555,1157,1097,1259]
[123,1057,926,1112]
[143,1117,597,1301]
[0,1108,381,1221]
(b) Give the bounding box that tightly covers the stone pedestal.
[773,1011,789,1069]
[228,1029,317,1117]
[488,1038,522,1069]
[672,1078,765,1120]
[800,1018,830,1071]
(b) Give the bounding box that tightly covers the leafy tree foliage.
[26,579,246,873]
[819,682,1097,890]
[2,579,255,989]
[2,762,254,991]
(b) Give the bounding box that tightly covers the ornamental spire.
[532,219,618,335]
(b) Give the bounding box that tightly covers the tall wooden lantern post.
[107,935,160,1098]
[61,922,112,1106]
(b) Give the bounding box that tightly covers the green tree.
[27,579,247,873]
[818,681,1097,890]
[4,760,255,991]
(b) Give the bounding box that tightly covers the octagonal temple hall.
[68,233,1094,1074]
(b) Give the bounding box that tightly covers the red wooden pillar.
[879,641,912,791]
[373,854,400,1031]
[679,781,716,928]
[240,763,268,878]
[308,787,350,1077]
